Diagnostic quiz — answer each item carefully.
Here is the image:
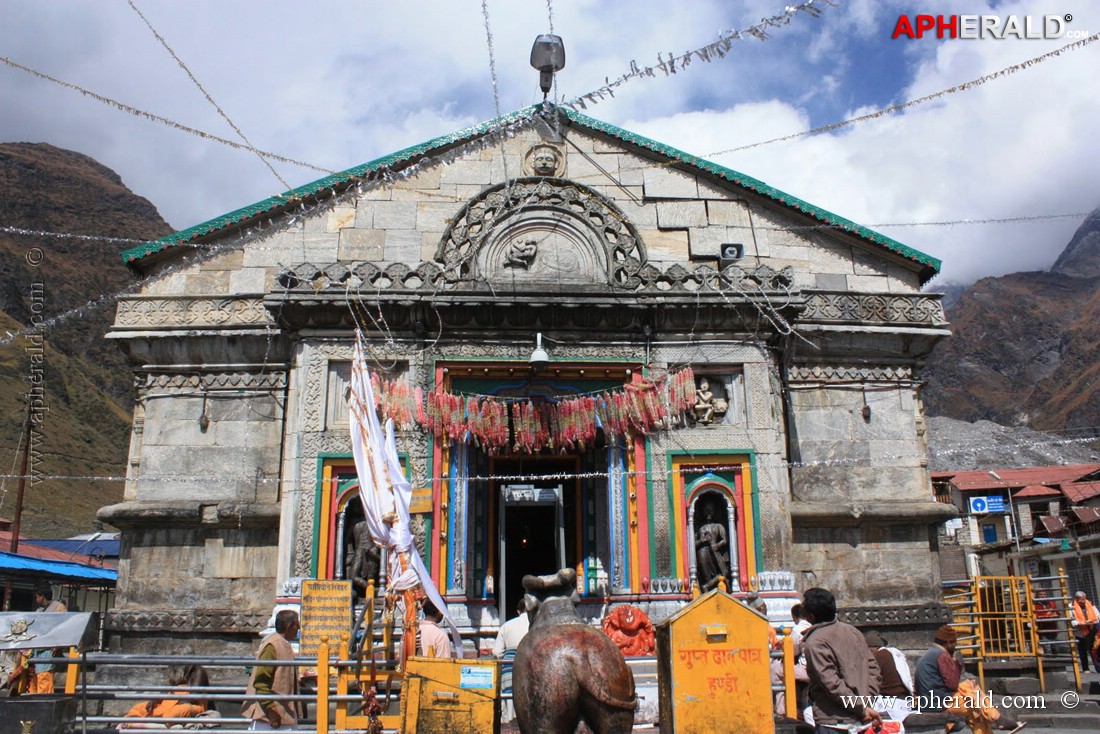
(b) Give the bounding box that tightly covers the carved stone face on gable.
[525,144,564,177]
[435,178,646,288]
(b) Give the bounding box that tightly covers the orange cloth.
[125,693,206,719]
[27,670,55,694]
[1073,598,1099,637]
[945,678,1007,734]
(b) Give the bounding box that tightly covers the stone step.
[1016,711,1100,729]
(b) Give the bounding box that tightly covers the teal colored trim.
[747,455,762,573]
[685,471,735,500]
[559,107,940,277]
[313,452,353,578]
[644,437,657,578]
[122,103,939,280]
[120,107,540,264]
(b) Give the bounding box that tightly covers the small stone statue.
[346,520,381,600]
[692,376,728,425]
[504,237,539,269]
[695,505,730,592]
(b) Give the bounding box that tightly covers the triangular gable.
[121,104,941,281]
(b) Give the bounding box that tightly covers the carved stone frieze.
[838,603,952,626]
[139,370,286,392]
[787,364,916,383]
[802,292,947,326]
[115,297,272,329]
[106,609,269,633]
[274,260,796,297]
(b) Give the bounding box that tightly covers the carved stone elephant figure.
[512,568,637,734]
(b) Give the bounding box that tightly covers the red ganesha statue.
[602,604,655,656]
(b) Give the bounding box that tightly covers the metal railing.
[941,567,1081,692]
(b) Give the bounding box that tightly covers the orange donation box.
[656,588,773,733]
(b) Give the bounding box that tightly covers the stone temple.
[100,104,954,656]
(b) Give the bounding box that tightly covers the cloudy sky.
[2,0,1098,286]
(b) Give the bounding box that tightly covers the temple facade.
[100,105,954,655]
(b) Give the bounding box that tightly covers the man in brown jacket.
[243,610,301,730]
[801,587,883,732]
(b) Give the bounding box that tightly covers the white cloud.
[0,0,1096,285]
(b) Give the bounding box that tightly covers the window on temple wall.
[325,361,352,429]
[325,360,408,430]
[689,369,746,426]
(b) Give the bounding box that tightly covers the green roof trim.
[120,107,540,264]
[122,104,940,276]
[559,107,940,274]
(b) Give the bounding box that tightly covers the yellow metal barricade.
[943,569,1081,692]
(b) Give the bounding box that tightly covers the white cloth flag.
[348,336,463,654]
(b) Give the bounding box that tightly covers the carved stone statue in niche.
[692,376,729,425]
[525,144,564,177]
[346,520,381,600]
[503,237,539,269]
[694,499,730,592]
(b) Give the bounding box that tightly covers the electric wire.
[126,0,296,195]
[0,55,335,175]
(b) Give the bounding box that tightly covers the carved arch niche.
[686,481,739,593]
[435,178,647,287]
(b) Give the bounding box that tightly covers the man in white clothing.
[493,598,531,723]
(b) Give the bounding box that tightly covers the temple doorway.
[500,498,563,620]
[485,455,582,621]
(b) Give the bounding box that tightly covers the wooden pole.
[2,398,34,610]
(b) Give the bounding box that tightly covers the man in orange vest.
[1072,590,1100,673]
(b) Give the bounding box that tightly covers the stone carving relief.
[787,364,915,384]
[434,178,646,286]
[802,292,947,326]
[275,260,799,299]
[107,609,269,634]
[115,297,272,329]
[839,603,951,626]
[691,375,729,425]
[139,370,286,393]
[524,144,565,177]
[502,237,539,269]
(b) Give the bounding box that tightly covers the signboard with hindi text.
[300,579,352,659]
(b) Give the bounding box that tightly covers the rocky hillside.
[0,143,171,537]
[923,208,1100,435]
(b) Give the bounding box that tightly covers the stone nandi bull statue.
[512,568,637,733]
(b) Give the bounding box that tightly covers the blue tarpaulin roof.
[24,538,120,559]
[0,551,116,584]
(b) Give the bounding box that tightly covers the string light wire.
[126,0,296,195]
[0,54,335,175]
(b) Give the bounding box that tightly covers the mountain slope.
[923,207,1100,435]
[0,143,171,536]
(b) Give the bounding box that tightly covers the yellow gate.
[942,569,1080,692]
